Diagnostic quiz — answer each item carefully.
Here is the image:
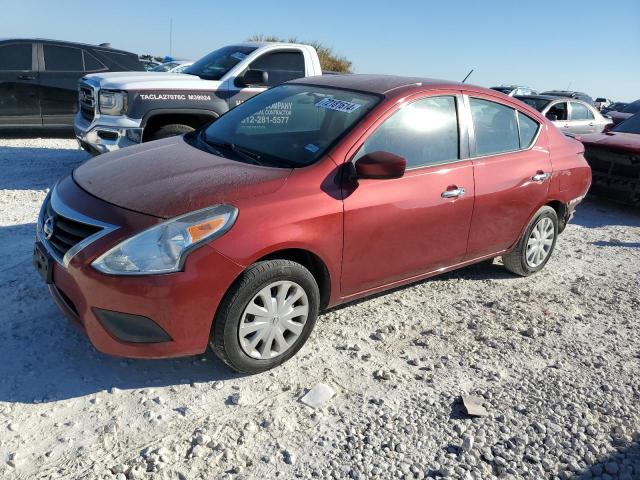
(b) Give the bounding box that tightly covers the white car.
[151,61,193,73]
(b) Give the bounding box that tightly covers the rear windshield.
[184,46,256,80]
[193,84,380,168]
[612,114,640,134]
[515,97,551,112]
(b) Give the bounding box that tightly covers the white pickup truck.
[74,42,323,154]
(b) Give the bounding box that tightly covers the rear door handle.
[532,172,551,182]
[18,75,36,80]
[441,187,465,199]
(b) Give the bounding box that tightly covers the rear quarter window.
[43,44,83,71]
[517,112,540,149]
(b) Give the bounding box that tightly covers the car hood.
[73,136,292,218]
[578,132,640,154]
[82,71,220,91]
[607,111,633,124]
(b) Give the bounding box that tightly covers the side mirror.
[354,151,406,180]
[237,69,268,87]
[546,113,558,121]
[602,123,614,133]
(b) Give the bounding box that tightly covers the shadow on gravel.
[326,259,515,315]
[0,226,241,405]
[0,144,89,190]
[573,197,640,229]
[571,441,640,479]
[0,127,75,139]
[592,240,640,248]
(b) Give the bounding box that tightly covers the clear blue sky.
[4,0,639,101]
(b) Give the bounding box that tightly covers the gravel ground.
[0,136,639,480]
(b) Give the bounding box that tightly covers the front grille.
[44,200,102,259]
[79,84,96,122]
[584,146,640,205]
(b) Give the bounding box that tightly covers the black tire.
[210,260,320,374]
[502,206,558,277]
[147,124,194,141]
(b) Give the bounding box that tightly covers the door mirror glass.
[237,69,268,87]
[354,151,406,179]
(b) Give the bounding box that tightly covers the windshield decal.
[315,98,362,114]
[304,143,320,153]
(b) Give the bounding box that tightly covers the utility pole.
[169,18,173,58]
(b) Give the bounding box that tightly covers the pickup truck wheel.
[502,206,558,277]
[210,260,320,374]
[147,124,194,141]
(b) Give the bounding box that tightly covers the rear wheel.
[210,260,320,374]
[503,206,558,276]
[147,124,194,141]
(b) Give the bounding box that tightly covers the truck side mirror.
[237,69,268,87]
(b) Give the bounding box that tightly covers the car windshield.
[515,97,551,112]
[151,62,178,72]
[612,114,640,134]
[621,100,640,114]
[184,46,257,80]
[193,84,380,168]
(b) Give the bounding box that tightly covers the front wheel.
[502,206,558,276]
[210,260,320,374]
[147,124,194,141]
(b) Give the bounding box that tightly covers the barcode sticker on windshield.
[315,98,362,113]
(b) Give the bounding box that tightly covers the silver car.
[515,95,612,135]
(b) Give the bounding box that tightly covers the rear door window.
[570,102,593,120]
[469,98,519,156]
[0,43,33,71]
[249,51,306,86]
[356,96,459,169]
[547,102,568,121]
[43,44,83,71]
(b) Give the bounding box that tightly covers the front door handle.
[441,187,466,199]
[17,75,36,80]
[532,172,551,182]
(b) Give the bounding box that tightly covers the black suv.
[0,39,143,129]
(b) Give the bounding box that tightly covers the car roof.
[289,74,467,97]
[0,37,135,55]
[516,94,561,101]
[541,90,589,96]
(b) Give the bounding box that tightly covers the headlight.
[92,205,238,275]
[99,90,127,115]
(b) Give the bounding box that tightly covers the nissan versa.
[34,75,591,373]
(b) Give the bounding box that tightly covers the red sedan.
[34,75,591,373]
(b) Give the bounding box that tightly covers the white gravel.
[0,136,639,480]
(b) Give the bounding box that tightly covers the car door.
[39,42,85,126]
[341,93,475,296]
[226,50,306,109]
[465,95,552,259]
[568,101,598,134]
[0,41,40,126]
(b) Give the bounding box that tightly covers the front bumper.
[38,178,244,358]
[74,112,143,155]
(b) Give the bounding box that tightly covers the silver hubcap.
[239,281,309,360]
[526,217,555,268]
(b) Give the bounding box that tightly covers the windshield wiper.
[204,136,265,166]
